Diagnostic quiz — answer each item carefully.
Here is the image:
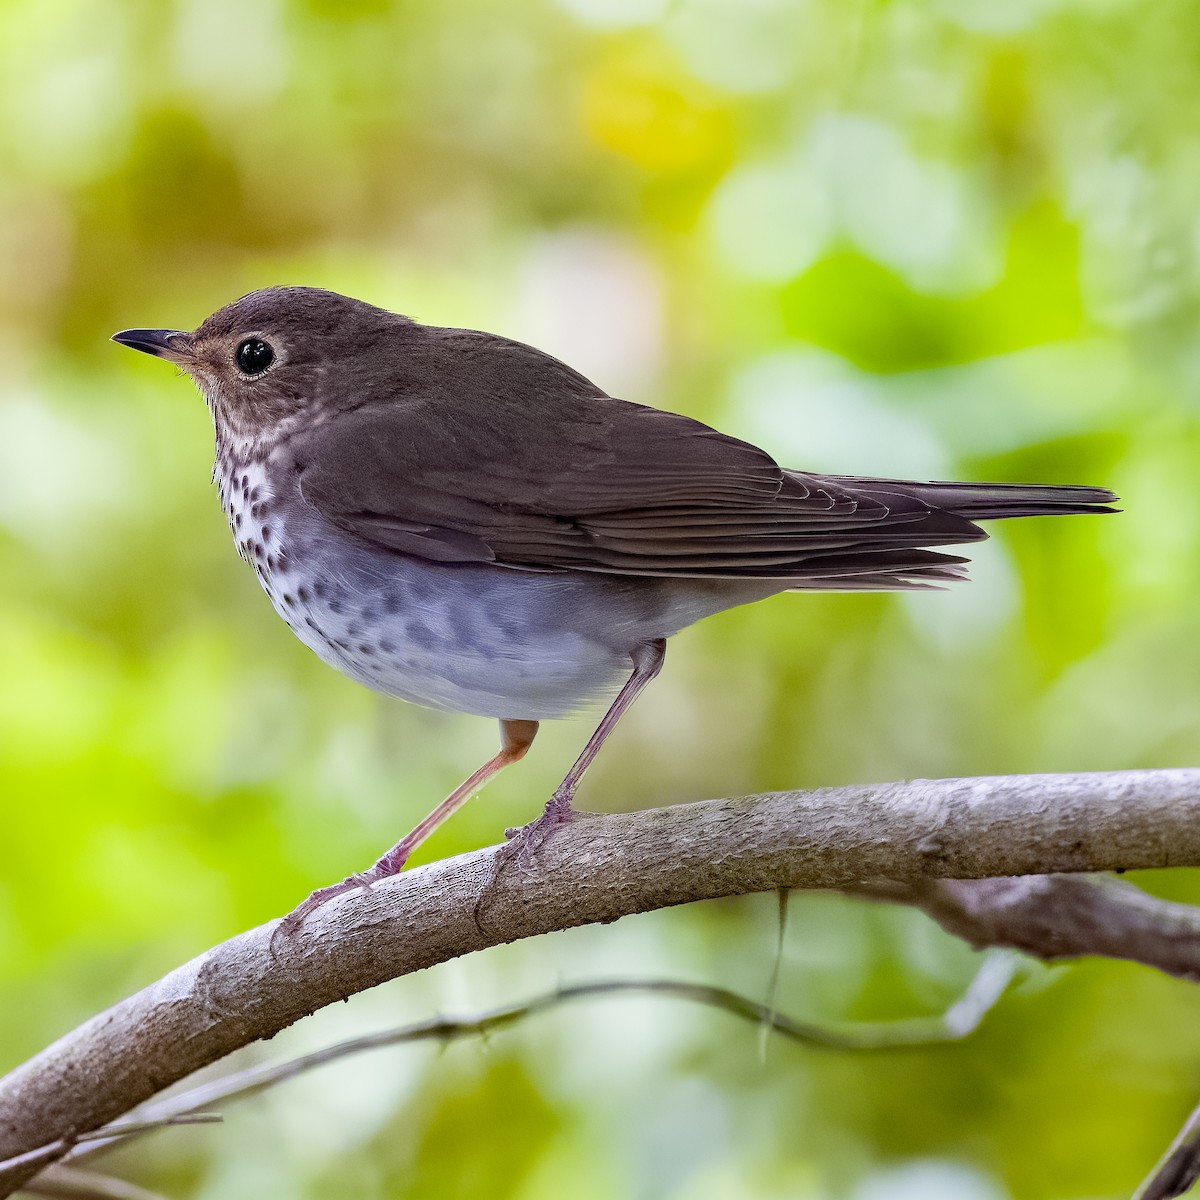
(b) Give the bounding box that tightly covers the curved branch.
[2,767,1199,1196]
[860,874,1200,981]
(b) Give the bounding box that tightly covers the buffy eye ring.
[235,338,275,376]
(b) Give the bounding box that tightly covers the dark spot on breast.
[357,643,374,656]
[261,525,272,543]
[334,639,351,651]
[382,590,402,615]
[283,594,295,607]
[407,622,436,650]
[450,612,475,647]
[346,621,362,638]
[253,543,264,560]
[327,598,344,615]
[234,513,243,528]
[312,580,328,600]
[379,638,395,654]
[297,586,309,603]
[250,486,261,502]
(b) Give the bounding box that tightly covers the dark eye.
[235,338,275,375]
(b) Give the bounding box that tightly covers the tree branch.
[855,874,1200,981]
[2,767,1199,1197]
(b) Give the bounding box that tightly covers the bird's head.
[112,286,407,451]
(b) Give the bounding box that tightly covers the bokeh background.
[2,0,1199,1197]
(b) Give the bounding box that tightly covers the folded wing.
[294,334,1115,588]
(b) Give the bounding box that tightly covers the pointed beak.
[110,328,192,361]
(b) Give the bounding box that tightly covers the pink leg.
[273,718,539,949]
[553,638,666,811]
[507,638,667,853]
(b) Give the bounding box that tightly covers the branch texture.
[2,767,1199,1196]
[856,875,1200,981]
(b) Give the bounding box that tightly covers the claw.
[472,789,582,933]
[269,861,405,961]
[269,720,545,960]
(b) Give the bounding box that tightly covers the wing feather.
[292,327,1112,584]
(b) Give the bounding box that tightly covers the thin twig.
[759,888,791,1064]
[70,959,1017,1166]
[19,1165,173,1200]
[1136,1100,1200,1200]
[0,1120,218,1182]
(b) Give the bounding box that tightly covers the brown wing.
[293,328,1111,584]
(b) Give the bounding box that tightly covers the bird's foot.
[270,850,411,959]
[502,789,579,857]
[473,790,581,931]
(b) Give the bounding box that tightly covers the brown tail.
[819,476,1118,520]
[769,474,1118,591]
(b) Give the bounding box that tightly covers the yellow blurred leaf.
[580,42,730,173]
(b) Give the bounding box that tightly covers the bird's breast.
[212,449,650,719]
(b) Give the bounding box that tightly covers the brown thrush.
[112,287,1116,936]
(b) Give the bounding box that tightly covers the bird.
[112,286,1116,936]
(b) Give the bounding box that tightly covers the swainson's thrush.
[112,287,1116,934]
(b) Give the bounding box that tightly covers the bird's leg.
[359,718,539,881]
[273,718,538,948]
[553,637,666,815]
[471,640,665,930]
[506,638,667,855]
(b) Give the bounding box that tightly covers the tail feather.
[822,475,1119,521]
[768,473,1117,593]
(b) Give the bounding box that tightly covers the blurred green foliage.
[1,0,1198,1196]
